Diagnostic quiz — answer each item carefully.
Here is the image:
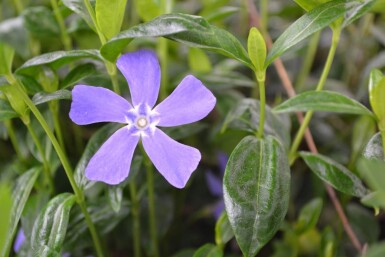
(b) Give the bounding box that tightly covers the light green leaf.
[62,0,96,31]
[188,48,212,73]
[273,91,373,116]
[0,42,14,75]
[100,13,253,68]
[0,99,19,120]
[32,90,72,105]
[295,198,323,234]
[369,70,385,129]
[215,212,234,247]
[224,135,290,257]
[300,152,369,197]
[96,0,128,40]
[1,168,40,257]
[0,182,12,255]
[31,193,76,256]
[351,116,376,164]
[192,244,223,257]
[134,0,161,22]
[247,27,266,78]
[16,50,101,74]
[294,0,328,11]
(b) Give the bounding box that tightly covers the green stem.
[157,38,168,100]
[7,74,105,257]
[145,159,160,257]
[260,0,268,34]
[12,0,23,14]
[257,78,266,138]
[50,101,66,152]
[129,182,142,257]
[105,62,121,94]
[289,28,341,161]
[50,0,72,51]
[4,120,23,159]
[295,31,321,91]
[26,122,54,193]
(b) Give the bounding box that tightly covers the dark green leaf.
[224,135,290,256]
[215,212,234,247]
[0,17,30,59]
[363,133,384,160]
[273,91,373,116]
[22,7,60,37]
[346,203,379,243]
[32,90,72,105]
[16,50,102,74]
[62,0,96,31]
[96,0,127,40]
[266,0,347,65]
[0,183,12,255]
[60,63,97,89]
[192,244,223,257]
[1,168,40,257]
[300,152,368,197]
[31,193,76,256]
[222,99,291,149]
[0,99,19,120]
[100,13,253,68]
[295,198,323,234]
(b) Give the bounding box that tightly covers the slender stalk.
[4,120,23,159]
[50,101,66,152]
[259,0,268,34]
[129,182,142,257]
[289,28,341,160]
[6,74,105,257]
[257,77,266,138]
[26,122,54,193]
[145,160,160,257]
[105,62,121,94]
[50,0,72,51]
[295,31,321,91]
[157,38,168,100]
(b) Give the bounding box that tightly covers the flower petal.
[117,50,160,108]
[142,128,201,188]
[70,85,132,125]
[85,127,139,184]
[154,75,216,127]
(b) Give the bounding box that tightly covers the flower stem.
[129,181,142,257]
[257,77,266,138]
[289,28,341,161]
[50,101,66,152]
[50,0,72,51]
[145,159,160,257]
[25,122,54,194]
[259,0,268,34]
[4,120,23,160]
[7,74,105,257]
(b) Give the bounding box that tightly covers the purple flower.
[13,228,26,253]
[69,50,216,188]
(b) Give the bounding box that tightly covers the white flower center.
[136,117,148,128]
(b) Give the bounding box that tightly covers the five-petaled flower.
[69,50,216,188]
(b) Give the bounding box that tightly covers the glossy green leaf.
[295,198,323,234]
[62,0,96,31]
[363,133,384,160]
[266,0,347,65]
[247,27,266,78]
[215,212,234,247]
[188,48,212,73]
[192,244,223,257]
[369,70,385,129]
[1,168,40,257]
[224,135,290,257]
[222,99,291,149]
[0,17,30,59]
[300,152,368,197]
[342,0,377,28]
[0,42,14,75]
[16,50,101,74]
[22,6,60,37]
[0,99,19,120]
[96,0,127,40]
[100,13,253,68]
[273,91,373,116]
[31,193,76,256]
[0,183,12,255]
[60,63,97,89]
[134,0,161,22]
[363,242,385,257]
[32,90,72,105]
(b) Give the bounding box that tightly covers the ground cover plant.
[1,0,385,256]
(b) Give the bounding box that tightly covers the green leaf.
[369,70,385,129]
[266,0,347,66]
[16,50,102,74]
[351,116,376,164]
[247,27,266,78]
[223,135,291,257]
[22,6,60,37]
[222,99,291,149]
[203,6,239,23]
[31,193,76,256]
[363,133,384,161]
[342,0,377,28]
[300,152,368,197]
[108,186,123,213]
[215,212,234,247]
[188,48,212,73]
[346,203,380,243]
[358,158,385,195]
[0,42,14,75]
[1,168,40,257]
[363,242,385,257]
[134,0,161,22]
[32,90,72,105]
[273,91,373,116]
[0,182,12,255]
[0,99,19,120]
[295,198,323,234]
[0,17,30,59]
[96,0,128,40]
[100,13,253,68]
[62,0,96,31]
[192,244,223,257]
[60,63,97,89]
[294,0,328,11]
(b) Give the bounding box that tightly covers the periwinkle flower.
[70,50,216,188]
